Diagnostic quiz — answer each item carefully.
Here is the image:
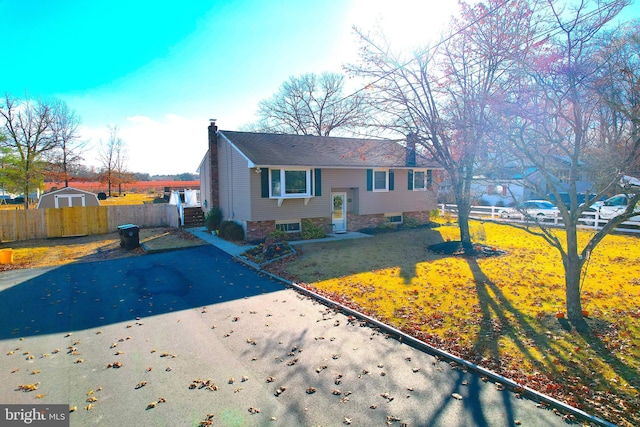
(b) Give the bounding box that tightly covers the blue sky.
[2,0,462,175]
[1,1,637,175]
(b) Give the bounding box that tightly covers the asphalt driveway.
[0,245,568,426]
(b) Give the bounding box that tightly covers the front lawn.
[277,221,640,426]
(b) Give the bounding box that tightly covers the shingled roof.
[219,130,438,169]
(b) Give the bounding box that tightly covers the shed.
[37,187,101,209]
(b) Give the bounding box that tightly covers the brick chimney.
[208,120,219,208]
[406,133,417,167]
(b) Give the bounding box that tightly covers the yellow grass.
[285,221,640,426]
[1,228,202,270]
[94,193,157,205]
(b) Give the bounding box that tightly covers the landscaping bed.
[240,241,296,266]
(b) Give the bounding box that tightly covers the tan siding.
[244,168,437,222]
[219,138,251,221]
[358,169,437,214]
[198,151,212,212]
[249,169,330,221]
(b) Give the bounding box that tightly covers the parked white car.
[590,194,640,222]
[499,200,560,221]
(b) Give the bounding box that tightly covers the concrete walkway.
[186,227,371,257]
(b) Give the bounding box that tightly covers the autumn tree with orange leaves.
[350,0,635,326]
[495,0,635,325]
[348,0,538,252]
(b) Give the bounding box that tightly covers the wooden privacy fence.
[0,204,181,242]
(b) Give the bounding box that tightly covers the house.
[198,122,441,241]
[471,156,594,207]
[37,187,101,209]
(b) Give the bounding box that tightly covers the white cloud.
[341,1,459,57]
[81,114,210,175]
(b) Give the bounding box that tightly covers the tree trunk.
[454,165,474,252]
[565,262,583,323]
[457,204,473,252]
[23,182,29,210]
[563,225,585,327]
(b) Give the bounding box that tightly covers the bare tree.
[591,20,640,178]
[46,100,87,187]
[97,125,127,197]
[249,72,369,136]
[0,94,58,209]
[496,0,633,325]
[113,138,133,195]
[348,0,537,251]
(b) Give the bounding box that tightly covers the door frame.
[331,192,347,233]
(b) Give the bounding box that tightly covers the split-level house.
[198,122,441,241]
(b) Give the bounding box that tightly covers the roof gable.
[42,186,99,197]
[219,131,438,169]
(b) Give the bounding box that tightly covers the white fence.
[438,204,640,234]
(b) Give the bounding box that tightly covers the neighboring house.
[470,171,535,207]
[37,187,101,209]
[471,157,593,207]
[198,122,441,241]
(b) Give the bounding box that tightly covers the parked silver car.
[499,200,560,220]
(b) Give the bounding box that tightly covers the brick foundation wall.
[404,211,432,224]
[247,211,431,241]
[347,211,431,231]
[245,220,276,242]
[304,217,332,234]
[346,213,387,231]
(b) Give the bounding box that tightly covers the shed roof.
[41,186,99,197]
[219,131,440,169]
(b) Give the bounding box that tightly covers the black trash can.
[118,224,140,250]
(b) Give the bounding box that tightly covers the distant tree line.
[0,93,199,206]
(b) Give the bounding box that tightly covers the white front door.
[331,192,347,233]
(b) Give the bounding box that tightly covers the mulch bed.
[427,241,507,257]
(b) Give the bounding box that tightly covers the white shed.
[37,187,101,209]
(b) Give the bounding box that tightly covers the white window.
[275,221,301,233]
[270,168,312,198]
[373,169,388,192]
[410,169,432,191]
[413,170,426,190]
[385,213,403,224]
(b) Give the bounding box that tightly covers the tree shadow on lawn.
[575,320,640,395]
[464,256,639,424]
[0,245,287,340]
[286,228,446,285]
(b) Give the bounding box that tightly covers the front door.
[331,192,347,233]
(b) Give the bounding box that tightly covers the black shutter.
[366,169,373,191]
[261,168,269,198]
[408,170,414,190]
[389,170,394,191]
[314,169,322,196]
